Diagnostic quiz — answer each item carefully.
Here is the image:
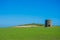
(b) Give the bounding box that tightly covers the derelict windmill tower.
[45,20,52,27]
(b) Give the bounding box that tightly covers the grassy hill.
[18,23,44,26]
[0,26,60,40]
[16,23,44,27]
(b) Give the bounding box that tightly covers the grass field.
[0,26,60,40]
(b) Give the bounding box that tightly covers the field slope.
[0,27,60,40]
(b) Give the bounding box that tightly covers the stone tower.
[45,20,52,27]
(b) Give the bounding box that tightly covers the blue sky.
[0,0,60,27]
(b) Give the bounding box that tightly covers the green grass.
[0,26,60,40]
